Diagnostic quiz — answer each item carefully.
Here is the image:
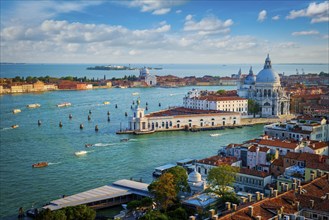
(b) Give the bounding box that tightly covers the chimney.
[270,187,274,197]
[298,186,302,194]
[296,201,300,211]
[260,193,264,200]
[248,194,252,202]
[248,206,253,217]
[311,173,315,181]
[256,191,260,201]
[297,179,301,186]
[232,204,237,211]
[292,182,297,190]
[326,192,329,200]
[189,216,196,220]
[209,209,215,218]
[318,170,323,177]
[212,215,218,220]
[225,202,231,211]
[274,190,278,197]
[256,216,262,220]
[281,182,285,192]
[241,197,247,203]
[293,178,297,184]
[310,200,314,208]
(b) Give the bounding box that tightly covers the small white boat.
[75,151,87,156]
[27,104,41,108]
[12,109,21,114]
[210,134,221,137]
[11,125,19,129]
[103,101,110,105]
[132,92,139,96]
[57,102,71,107]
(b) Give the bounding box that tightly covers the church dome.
[244,66,256,85]
[140,67,150,77]
[256,55,280,84]
[188,170,201,182]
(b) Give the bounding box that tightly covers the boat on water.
[120,138,129,142]
[85,144,93,148]
[27,103,41,108]
[75,151,87,156]
[11,125,19,129]
[209,134,221,137]
[57,102,71,107]
[103,101,110,105]
[32,162,48,168]
[132,92,139,96]
[12,109,21,114]
[134,130,155,135]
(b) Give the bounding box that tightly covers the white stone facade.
[237,55,290,117]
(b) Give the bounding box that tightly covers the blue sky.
[0,0,328,64]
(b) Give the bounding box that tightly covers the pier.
[43,179,150,211]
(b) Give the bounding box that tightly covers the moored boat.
[75,151,87,156]
[12,109,21,114]
[32,162,48,168]
[134,130,155,135]
[57,102,71,107]
[27,103,41,108]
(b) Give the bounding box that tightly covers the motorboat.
[27,103,41,108]
[134,130,155,135]
[103,101,110,105]
[85,144,93,148]
[11,125,19,129]
[57,102,71,107]
[132,92,139,96]
[120,138,129,142]
[32,162,48,168]
[209,134,221,137]
[12,109,21,114]
[75,151,87,156]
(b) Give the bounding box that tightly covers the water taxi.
[103,101,110,105]
[57,102,71,107]
[75,151,87,156]
[11,125,19,129]
[12,109,21,114]
[32,162,48,168]
[27,103,41,108]
[209,134,221,137]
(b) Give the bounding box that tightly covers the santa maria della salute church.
[237,55,290,117]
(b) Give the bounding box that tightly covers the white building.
[187,170,207,195]
[139,67,157,86]
[264,116,329,142]
[237,55,290,117]
[128,104,241,133]
[183,89,248,114]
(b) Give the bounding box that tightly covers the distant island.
[86,65,163,71]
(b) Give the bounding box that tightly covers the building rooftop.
[190,95,247,102]
[197,155,238,166]
[258,139,299,150]
[146,107,239,118]
[239,167,271,178]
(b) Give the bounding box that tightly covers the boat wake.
[1,127,13,131]
[48,162,62,166]
[128,139,138,141]
[94,143,116,147]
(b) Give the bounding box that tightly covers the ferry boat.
[75,151,87,156]
[12,109,21,114]
[153,164,176,177]
[27,103,41,108]
[32,162,48,168]
[57,102,71,107]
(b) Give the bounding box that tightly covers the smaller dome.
[140,67,150,77]
[244,66,256,85]
[188,170,201,182]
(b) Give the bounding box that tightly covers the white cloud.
[272,15,280,20]
[129,49,141,55]
[126,0,186,15]
[286,1,329,23]
[184,15,233,35]
[258,10,267,22]
[176,10,182,14]
[322,34,329,39]
[292,30,319,36]
[152,8,171,15]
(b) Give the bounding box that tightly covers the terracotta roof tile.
[258,139,299,150]
[239,167,271,178]
[197,155,238,166]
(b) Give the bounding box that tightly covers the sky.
[0,0,328,64]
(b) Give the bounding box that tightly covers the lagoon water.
[0,85,266,217]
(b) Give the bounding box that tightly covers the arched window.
[156,122,158,128]
[162,122,165,127]
[169,121,172,127]
[268,89,271,97]
[200,119,204,121]
[264,90,267,97]
[177,120,180,123]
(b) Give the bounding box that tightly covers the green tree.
[36,205,95,220]
[248,99,260,118]
[217,89,226,95]
[167,166,190,193]
[207,165,239,197]
[140,210,169,220]
[127,200,141,210]
[167,207,188,220]
[148,173,177,211]
[218,192,240,205]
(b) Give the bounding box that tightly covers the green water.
[0,86,264,217]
